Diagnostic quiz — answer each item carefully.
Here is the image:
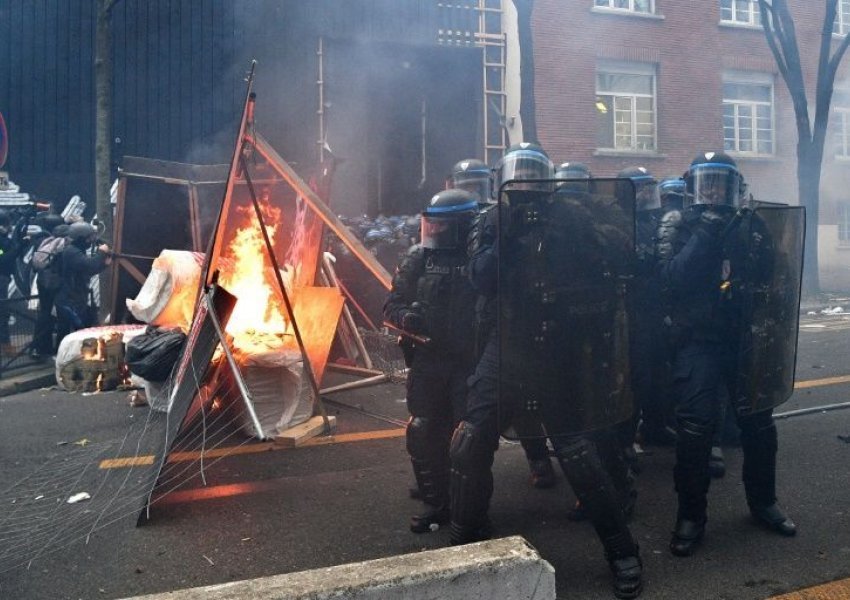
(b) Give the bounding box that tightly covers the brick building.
[522,0,850,290]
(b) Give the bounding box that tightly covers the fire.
[218,201,295,354]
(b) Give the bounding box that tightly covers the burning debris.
[57,329,129,393]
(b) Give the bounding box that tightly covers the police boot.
[670,420,712,557]
[555,438,641,597]
[709,446,726,478]
[407,417,451,534]
[408,456,450,533]
[605,533,643,600]
[741,422,796,537]
[448,421,497,545]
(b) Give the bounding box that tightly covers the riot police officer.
[450,143,643,599]
[657,152,797,558]
[450,159,491,205]
[658,178,685,212]
[619,167,676,447]
[658,177,731,476]
[452,157,558,489]
[383,189,479,533]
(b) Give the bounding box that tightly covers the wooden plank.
[275,415,337,448]
[327,362,385,378]
[251,133,393,291]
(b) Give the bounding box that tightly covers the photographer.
[55,222,111,340]
[0,209,21,355]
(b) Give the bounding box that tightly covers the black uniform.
[657,201,796,556]
[55,239,108,337]
[450,180,642,599]
[383,238,478,532]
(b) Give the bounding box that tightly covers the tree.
[95,0,120,319]
[757,0,850,293]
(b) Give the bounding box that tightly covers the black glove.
[401,309,425,334]
[698,209,727,238]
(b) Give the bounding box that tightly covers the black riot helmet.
[451,158,491,205]
[420,189,478,251]
[684,151,746,208]
[618,166,660,211]
[658,178,685,211]
[555,161,592,180]
[494,142,554,193]
[555,161,592,194]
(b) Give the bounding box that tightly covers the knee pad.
[450,421,497,473]
[407,416,438,459]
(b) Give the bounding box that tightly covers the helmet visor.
[634,179,661,211]
[689,167,741,207]
[421,214,465,250]
[454,178,492,204]
[498,153,554,192]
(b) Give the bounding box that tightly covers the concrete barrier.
[120,535,555,600]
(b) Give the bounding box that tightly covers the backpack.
[31,236,66,272]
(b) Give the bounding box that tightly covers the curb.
[118,536,556,600]
[0,366,56,397]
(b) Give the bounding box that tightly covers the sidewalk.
[0,361,56,397]
[800,292,850,314]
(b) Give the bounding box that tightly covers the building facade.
[522,0,850,290]
[1,1,848,289]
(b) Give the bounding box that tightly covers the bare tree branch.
[758,0,790,80]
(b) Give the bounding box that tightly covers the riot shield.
[497,178,636,438]
[732,205,805,414]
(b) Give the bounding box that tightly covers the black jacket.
[56,240,109,309]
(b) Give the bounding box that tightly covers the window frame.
[838,202,850,246]
[595,61,658,153]
[593,0,655,16]
[833,106,850,160]
[720,0,762,28]
[722,72,776,156]
[834,0,850,35]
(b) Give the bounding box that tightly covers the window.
[594,0,653,15]
[834,0,850,35]
[596,64,657,152]
[723,74,774,154]
[833,88,850,158]
[839,203,850,245]
[720,0,762,27]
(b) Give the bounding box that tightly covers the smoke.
[181,1,484,218]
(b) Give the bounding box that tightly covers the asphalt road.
[0,312,849,600]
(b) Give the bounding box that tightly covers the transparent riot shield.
[497,178,636,438]
[732,205,805,415]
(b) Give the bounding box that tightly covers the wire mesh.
[358,327,407,382]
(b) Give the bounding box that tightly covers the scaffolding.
[437,1,507,165]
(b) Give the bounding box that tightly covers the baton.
[382,321,431,346]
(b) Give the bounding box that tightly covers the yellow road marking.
[794,375,850,390]
[99,373,850,471]
[99,427,406,470]
[770,577,850,599]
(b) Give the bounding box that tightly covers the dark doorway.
[326,41,481,216]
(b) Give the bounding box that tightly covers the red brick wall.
[528,0,850,216]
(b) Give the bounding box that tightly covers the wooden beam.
[275,415,338,447]
[249,132,393,291]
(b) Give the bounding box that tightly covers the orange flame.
[218,201,294,354]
